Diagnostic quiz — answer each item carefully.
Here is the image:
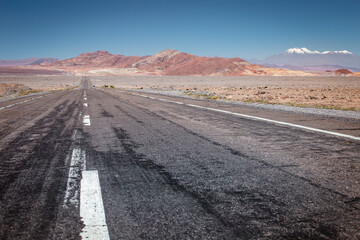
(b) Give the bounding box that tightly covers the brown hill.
[132,49,248,75]
[333,69,353,76]
[0,57,58,67]
[42,50,146,68]
[131,49,314,76]
[36,49,315,76]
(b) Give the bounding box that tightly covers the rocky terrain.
[0,57,58,67]
[0,75,80,92]
[134,49,317,76]
[333,69,353,76]
[1,50,358,111]
[4,49,359,77]
[35,49,316,76]
[91,75,360,111]
[0,83,35,98]
[2,49,359,77]
[1,72,358,111]
[179,86,360,111]
[41,50,146,70]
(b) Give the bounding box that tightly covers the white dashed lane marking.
[66,111,109,239]
[131,93,360,141]
[80,171,110,240]
[83,115,91,126]
[63,144,86,208]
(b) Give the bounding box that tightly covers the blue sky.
[1,0,359,60]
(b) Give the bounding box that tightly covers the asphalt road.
[0,78,359,239]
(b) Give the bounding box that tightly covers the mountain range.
[250,48,360,72]
[1,48,358,76]
[37,49,314,76]
[0,57,58,67]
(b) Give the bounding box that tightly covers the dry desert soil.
[1,75,359,111]
[0,75,80,98]
[91,76,360,111]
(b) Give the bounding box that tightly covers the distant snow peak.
[286,48,318,54]
[322,50,352,55]
[285,48,352,55]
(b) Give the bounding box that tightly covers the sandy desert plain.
[0,74,360,111]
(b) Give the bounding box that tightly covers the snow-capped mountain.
[251,48,360,71]
[285,48,320,54]
[285,47,353,55]
[321,50,352,55]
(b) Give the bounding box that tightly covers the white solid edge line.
[186,104,360,141]
[0,95,44,111]
[80,170,110,240]
[133,93,360,141]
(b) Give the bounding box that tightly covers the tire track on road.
[99,90,359,239]
[0,98,80,239]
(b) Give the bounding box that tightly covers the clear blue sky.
[1,0,359,60]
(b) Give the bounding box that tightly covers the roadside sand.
[93,76,360,111]
[1,75,359,111]
[0,75,81,91]
[0,83,33,97]
[180,86,360,111]
[91,76,360,89]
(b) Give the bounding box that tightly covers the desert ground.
[0,75,80,98]
[1,75,359,111]
[92,75,360,111]
[0,75,80,90]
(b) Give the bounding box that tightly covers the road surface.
[0,78,359,239]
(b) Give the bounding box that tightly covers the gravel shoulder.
[89,75,360,121]
[134,88,360,122]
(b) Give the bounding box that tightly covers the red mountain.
[42,50,146,68]
[333,69,353,76]
[131,49,315,76]
[132,49,250,75]
[36,49,315,76]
